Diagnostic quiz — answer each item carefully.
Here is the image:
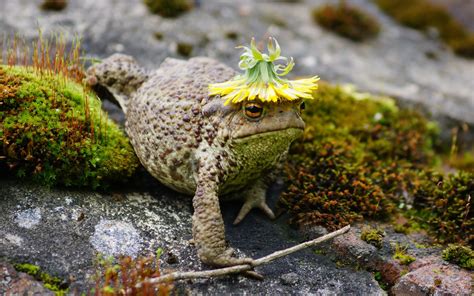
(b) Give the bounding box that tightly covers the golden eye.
[244,103,264,119]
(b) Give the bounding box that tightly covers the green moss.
[313,0,380,41]
[375,0,474,59]
[13,263,40,276]
[442,244,474,270]
[393,223,410,234]
[414,242,427,249]
[280,83,438,231]
[0,66,139,188]
[144,0,192,18]
[361,226,385,248]
[392,244,416,265]
[14,263,67,295]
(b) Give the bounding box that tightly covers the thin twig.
[142,225,350,286]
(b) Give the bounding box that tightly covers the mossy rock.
[313,1,380,41]
[280,83,438,230]
[361,226,385,248]
[14,263,67,294]
[280,82,472,245]
[375,0,474,59]
[0,65,139,188]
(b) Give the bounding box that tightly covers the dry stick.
[142,225,351,286]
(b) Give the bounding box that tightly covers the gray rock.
[280,272,299,286]
[0,177,385,294]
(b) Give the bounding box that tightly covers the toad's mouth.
[233,126,304,141]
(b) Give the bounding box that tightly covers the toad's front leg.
[192,160,254,267]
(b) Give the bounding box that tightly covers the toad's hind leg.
[233,178,275,225]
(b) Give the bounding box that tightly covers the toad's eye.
[300,101,306,111]
[243,103,264,119]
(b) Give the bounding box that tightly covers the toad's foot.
[233,180,275,225]
[200,247,255,267]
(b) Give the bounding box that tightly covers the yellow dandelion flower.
[209,37,319,105]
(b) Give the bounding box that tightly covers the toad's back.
[125,57,236,194]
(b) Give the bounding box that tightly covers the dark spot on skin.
[106,77,117,86]
[170,168,184,182]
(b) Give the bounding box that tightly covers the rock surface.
[392,262,472,296]
[0,177,384,294]
[1,0,474,134]
[330,226,473,295]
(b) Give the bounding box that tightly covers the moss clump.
[392,244,416,265]
[0,66,139,188]
[313,0,380,41]
[14,263,67,295]
[40,0,67,11]
[361,226,385,248]
[393,223,410,235]
[144,0,192,18]
[412,171,473,245]
[442,244,474,270]
[375,0,474,58]
[177,42,193,57]
[280,83,438,230]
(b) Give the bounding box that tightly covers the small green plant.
[361,226,385,248]
[0,34,139,188]
[144,0,192,18]
[14,263,67,295]
[375,0,474,58]
[313,0,380,41]
[392,244,416,265]
[373,271,388,290]
[92,251,172,295]
[414,242,427,249]
[441,244,474,270]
